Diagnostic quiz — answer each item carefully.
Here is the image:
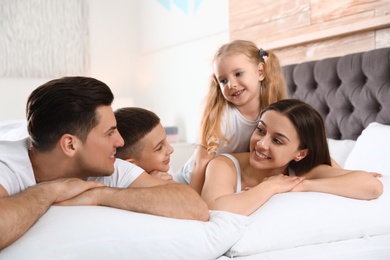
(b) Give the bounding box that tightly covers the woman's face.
[249,110,307,173]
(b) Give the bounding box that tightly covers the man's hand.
[55,186,104,206]
[40,178,105,203]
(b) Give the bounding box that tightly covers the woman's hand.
[261,174,305,194]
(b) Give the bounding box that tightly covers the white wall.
[0,0,229,143]
[134,0,229,142]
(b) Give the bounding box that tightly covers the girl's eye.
[219,79,228,85]
[235,71,243,77]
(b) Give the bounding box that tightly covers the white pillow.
[0,206,249,259]
[0,120,28,141]
[344,122,390,175]
[226,176,390,257]
[327,138,356,167]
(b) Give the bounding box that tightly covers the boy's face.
[130,123,174,173]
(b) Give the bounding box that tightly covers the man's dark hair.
[26,76,114,151]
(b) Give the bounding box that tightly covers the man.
[0,76,209,250]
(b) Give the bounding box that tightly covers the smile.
[255,150,270,159]
[232,90,244,96]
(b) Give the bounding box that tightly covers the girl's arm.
[201,155,304,216]
[294,165,383,200]
[189,145,215,194]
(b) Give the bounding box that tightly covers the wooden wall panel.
[310,0,385,24]
[376,27,390,48]
[273,31,375,65]
[229,0,390,65]
[229,0,310,31]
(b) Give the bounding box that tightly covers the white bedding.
[218,234,390,260]
[0,120,389,259]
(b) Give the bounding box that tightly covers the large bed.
[0,48,389,259]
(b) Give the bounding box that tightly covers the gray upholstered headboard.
[282,47,390,140]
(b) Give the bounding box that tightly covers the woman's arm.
[294,165,383,200]
[189,145,215,194]
[201,155,304,216]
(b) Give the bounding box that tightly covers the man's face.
[76,105,124,177]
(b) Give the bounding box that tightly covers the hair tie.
[258,48,268,58]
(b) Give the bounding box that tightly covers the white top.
[175,103,259,184]
[220,153,242,193]
[0,138,144,196]
[219,153,294,193]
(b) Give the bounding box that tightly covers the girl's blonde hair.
[199,40,287,153]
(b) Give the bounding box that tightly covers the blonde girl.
[175,40,287,194]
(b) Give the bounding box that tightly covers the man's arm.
[58,172,210,221]
[0,179,104,250]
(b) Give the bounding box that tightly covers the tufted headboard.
[282,47,390,140]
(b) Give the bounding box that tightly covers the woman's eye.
[273,138,283,145]
[256,127,265,135]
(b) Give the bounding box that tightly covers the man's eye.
[156,145,163,151]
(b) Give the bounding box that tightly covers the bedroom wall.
[0,0,229,144]
[0,0,139,120]
[230,0,390,65]
[132,0,229,143]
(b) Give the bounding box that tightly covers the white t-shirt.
[175,103,259,184]
[0,138,144,196]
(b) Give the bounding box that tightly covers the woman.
[201,99,383,216]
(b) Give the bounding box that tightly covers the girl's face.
[213,54,264,108]
[130,123,174,173]
[249,110,307,174]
